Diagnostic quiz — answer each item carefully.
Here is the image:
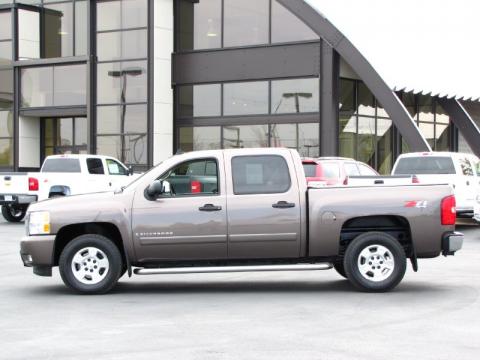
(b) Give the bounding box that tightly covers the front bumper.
[20,235,55,276]
[0,194,37,206]
[442,232,464,256]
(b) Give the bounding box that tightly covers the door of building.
[41,117,88,161]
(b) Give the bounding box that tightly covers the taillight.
[441,195,456,225]
[343,177,348,185]
[412,175,419,184]
[191,180,201,193]
[28,177,39,191]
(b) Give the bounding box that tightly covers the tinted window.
[302,163,317,177]
[320,162,340,179]
[87,158,105,174]
[161,159,219,196]
[358,164,377,176]
[394,157,456,175]
[344,162,360,176]
[232,155,290,195]
[106,159,128,175]
[459,158,473,176]
[42,158,81,173]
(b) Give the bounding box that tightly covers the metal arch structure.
[277,0,431,152]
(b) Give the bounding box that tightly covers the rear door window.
[344,162,360,176]
[459,157,474,176]
[87,158,105,174]
[41,158,81,173]
[302,163,317,177]
[394,157,456,174]
[232,155,291,195]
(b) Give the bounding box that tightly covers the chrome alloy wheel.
[357,244,395,282]
[71,247,110,285]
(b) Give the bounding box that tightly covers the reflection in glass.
[224,81,268,116]
[178,127,221,152]
[270,123,319,157]
[178,0,221,51]
[0,11,11,39]
[271,78,319,114]
[0,41,12,65]
[339,115,355,158]
[54,64,87,106]
[271,1,318,43]
[0,111,13,137]
[435,102,450,124]
[401,92,416,118]
[74,117,88,148]
[97,61,147,104]
[97,29,148,61]
[377,118,392,174]
[435,123,450,151]
[178,84,221,118]
[122,0,148,29]
[97,104,147,134]
[97,0,121,31]
[223,125,268,149]
[224,0,269,47]
[357,117,375,167]
[0,69,13,109]
[97,0,147,31]
[418,122,434,148]
[44,2,73,57]
[0,138,13,167]
[21,67,54,107]
[75,0,88,55]
[339,79,355,112]
[417,95,434,122]
[18,9,40,60]
[97,134,147,165]
[357,83,375,116]
[59,117,73,146]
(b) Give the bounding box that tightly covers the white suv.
[392,152,480,219]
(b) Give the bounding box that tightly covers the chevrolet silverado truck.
[1,154,136,222]
[20,148,463,294]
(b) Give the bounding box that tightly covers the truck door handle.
[374,180,384,184]
[272,201,295,209]
[199,204,222,211]
[466,181,470,186]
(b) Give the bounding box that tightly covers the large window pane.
[339,115,355,158]
[0,41,12,65]
[377,119,392,174]
[271,78,319,114]
[401,92,416,118]
[97,0,121,31]
[357,117,375,167]
[357,83,375,116]
[97,104,147,134]
[418,122,435,149]
[418,95,434,122]
[18,9,40,60]
[59,117,73,146]
[339,79,355,112]
[97,134,147,165]
[224,0,269,47]
[97,0,147,31]
[223,125,268,148]
[270,123,319,157]
[435,123,450,151]
[178,126,221,152]
[0,138,13,167]
[97,29,147,61]
[271,1,318,43]
[178,0,221,51]
[122,0,148,29]
[178,84,221,117]
[21,67,54,107]
[97,61,147,104]
[0,12,11,39]
[54,64,87,105]
[224,82,268,116]
[75,0,88,56]
[74,117,88,148]
[0,111,13,137]
[44,2,73,57]
[0,68,13,109]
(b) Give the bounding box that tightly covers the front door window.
[43,117,88,158]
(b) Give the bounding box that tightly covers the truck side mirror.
[128,166,134,176]
[146,180,171,199]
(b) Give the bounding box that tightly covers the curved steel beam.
[277,0,431,151]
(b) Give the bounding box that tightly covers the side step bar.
[134,263,333,275]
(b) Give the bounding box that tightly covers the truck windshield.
[394,157,456,175]
[41,159,81,173]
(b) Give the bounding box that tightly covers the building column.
[320,41,338,156]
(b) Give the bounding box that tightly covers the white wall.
[18,116,40,168]
[153,0,174,165]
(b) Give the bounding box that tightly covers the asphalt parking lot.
[1,218,479,360]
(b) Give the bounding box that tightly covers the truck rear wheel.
[344,232,406,292]
[59,234,123,295]
[1,204,27,222]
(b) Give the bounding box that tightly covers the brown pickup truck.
[20,148,463,294]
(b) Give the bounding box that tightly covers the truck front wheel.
[2,204,27,222]
[344,232,406,292]
[59,234,123,294]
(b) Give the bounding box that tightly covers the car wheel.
[333,261,347,278]
[344,231,406,292]
[59,234,123,294]
[1,204,27,222]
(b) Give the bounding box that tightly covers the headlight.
[29,211,51,235]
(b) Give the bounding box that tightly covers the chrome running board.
[134,263,333,275]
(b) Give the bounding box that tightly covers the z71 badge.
[404,200,428,208]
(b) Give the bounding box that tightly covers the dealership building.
[1,0,480,173]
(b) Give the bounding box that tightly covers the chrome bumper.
[442,232,464,256]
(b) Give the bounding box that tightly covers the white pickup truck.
[0,154,137,222]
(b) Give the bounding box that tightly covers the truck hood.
[28,191,116,212]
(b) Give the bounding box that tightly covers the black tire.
[1,204,27,222]
[333,261,347,278]
[59,234,123,295]
[344,232,406,292]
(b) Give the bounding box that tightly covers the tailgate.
[0,173,30,194]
